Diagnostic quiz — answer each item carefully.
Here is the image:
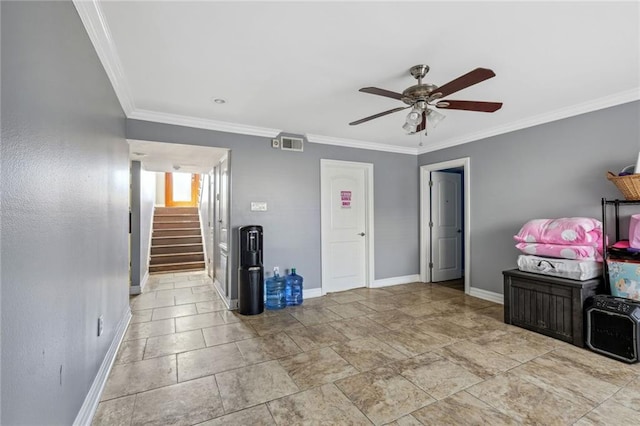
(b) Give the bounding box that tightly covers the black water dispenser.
[238,225,264,315]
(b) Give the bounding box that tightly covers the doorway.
[165,172,200,207]
[420,157,470,294]
[320,159,374,294]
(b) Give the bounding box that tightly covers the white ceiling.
[129,139,227,173]
[79,1,639,155]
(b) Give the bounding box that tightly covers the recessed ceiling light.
[212,98,227,104]
[132,152,147,157]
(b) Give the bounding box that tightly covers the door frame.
[320,159,375,295]
[420,157,471,294]
[164,172,200,207]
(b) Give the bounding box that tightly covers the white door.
[215,154,230,298]
[431,171,462,282]
[321,160,372,293]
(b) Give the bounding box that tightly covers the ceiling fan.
[349,65,502,134]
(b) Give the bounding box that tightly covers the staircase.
[150,207,205,273]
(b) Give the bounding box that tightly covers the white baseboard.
[304,287,322,299]
[469,287,504,304]
[370,274,421,288]
[73,306,132,426]
[129,271,149,295]
[140,271,149,293]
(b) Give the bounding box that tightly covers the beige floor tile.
[411,391,517,425]
[574,399,640,425]
[398,302,447,318]
[285,324,349,351]
[357,299,400,312]
[235,332,302,363]
[511,352,621,406]
[197,404,275,426]
[174,279,207,289]
[612,374,640,411]
[130,309,152,324]
[131,295,175,311]
[415,317,479,341]
[289,307,343,326]
[145,282,174,292]
[246,313,304,336]
[374,328,450,357]
[101,355,177,401]
[124,318,175,341]
[175,291,217,305]
[195,300,228,314]
[268,383,372,425]
[326,292,367,304]
[350,288,394,298]
[466,372,592,424]
[217,309,242,324]
[471,329,557,363]
[175,312,227,332]
[328,317,387,340]
[177,342,249,382]
[131,375,223,426]
[434,340,521,379]
[385,414,423,426]
[154,288,194,299]
[326,302,377,319]
[143,329,205,359]
[383,282,430,294]
[115,339,146,365]
[91,395,135,426]
[191,284,215,294]
[279,347,359,390]
[331,336,407,372]
[391,352,483,400]
[202,322,257,346]
[367,310,423,331]
[215,360,299,412]
[549,346,638,387]
[287,296,339,309]
[151,304,197,321]
[336,366,435,425]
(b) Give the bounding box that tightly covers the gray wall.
[126,120,420,298]
[1,2,130,424]
[419,101,640,294]
[131,162,156,292]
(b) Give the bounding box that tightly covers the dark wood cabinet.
[503,269,603,347]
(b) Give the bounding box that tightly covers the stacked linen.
[514,217,603,280]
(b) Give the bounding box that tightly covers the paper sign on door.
[341,190,352,208]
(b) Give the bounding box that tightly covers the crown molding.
[129,109,282,138]
[306,134,418,155]
[417,88,640,155]
[73,0,135,115]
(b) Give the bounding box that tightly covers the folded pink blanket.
[514,217,602,247]
[515,242,602,261]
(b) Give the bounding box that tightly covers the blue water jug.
[285,268,304,306]
[265,268,286,310]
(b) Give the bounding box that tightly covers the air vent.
[280,136,304,152]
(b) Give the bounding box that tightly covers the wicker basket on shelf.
[607,171,640,200]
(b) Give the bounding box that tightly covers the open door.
[165,172,200,207]
[430,171,462,282]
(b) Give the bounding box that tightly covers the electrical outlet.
[250,201,268,211]
[98,315,104,337]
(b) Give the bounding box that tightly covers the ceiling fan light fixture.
[427,109,446,128]
[403,109,422,133]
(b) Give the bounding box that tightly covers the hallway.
[93,272,640,425]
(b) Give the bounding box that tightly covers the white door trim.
[320,159,375,295]
[420,157,471,294]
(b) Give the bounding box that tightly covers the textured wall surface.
[419,101,640,294]
[1,1,129,423]
[126,120,420,297]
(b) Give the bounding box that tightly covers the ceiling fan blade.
[431,68,496,99]
[349,106,410,126]
[359,87,404,100]
[416,111,427,132]
[436,100,503,113]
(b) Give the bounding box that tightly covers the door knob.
[358,232,365,236]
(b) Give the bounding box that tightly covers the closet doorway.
[420,157,470,294]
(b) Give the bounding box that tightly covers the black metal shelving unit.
[601,198,640,288]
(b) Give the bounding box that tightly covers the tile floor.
[93,271,640,425]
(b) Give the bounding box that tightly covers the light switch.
[251,202,268,211]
